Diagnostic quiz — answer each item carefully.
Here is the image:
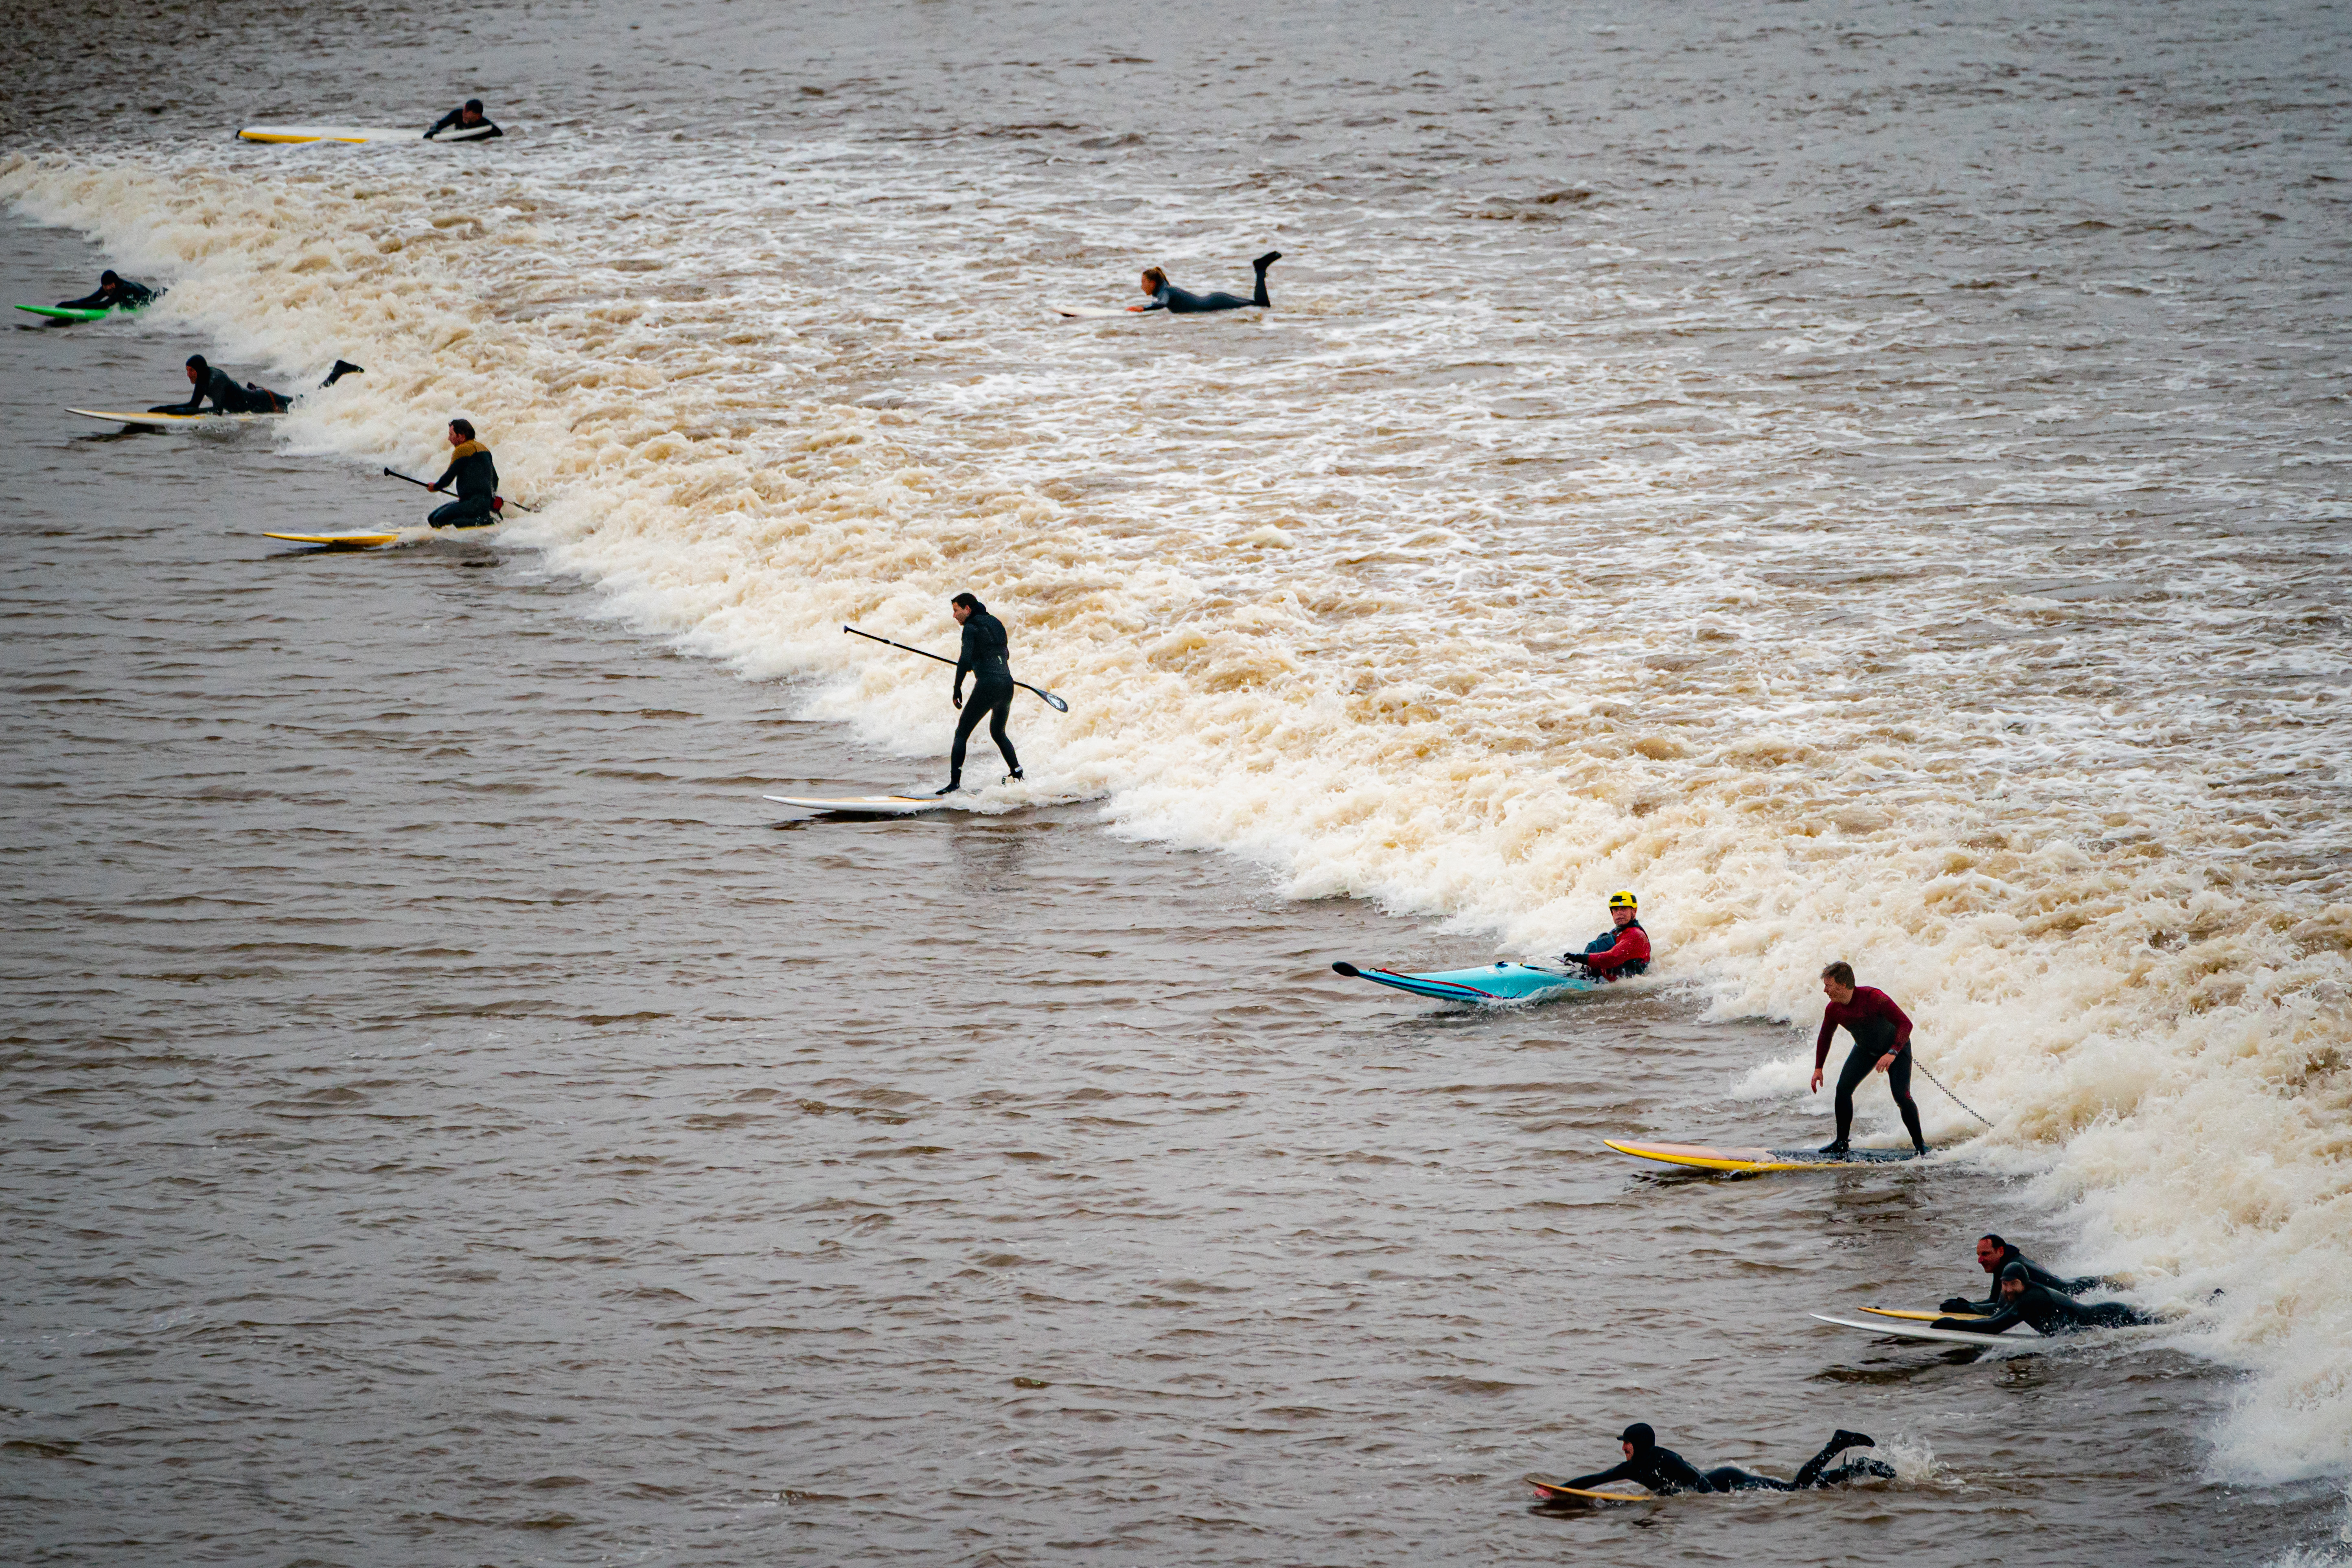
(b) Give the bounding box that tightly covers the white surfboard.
[1051,304,1134,319]
[763,793,978,815]
[237,124,501,145]
[1812,1312,2041,1346]
[69,408,284,429]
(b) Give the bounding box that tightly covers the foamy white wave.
[8,131,2348,1479]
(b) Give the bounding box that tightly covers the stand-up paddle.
[843,624,1069,711]
[383,466,534,513]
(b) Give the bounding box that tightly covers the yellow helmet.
[1607,890,1638,909]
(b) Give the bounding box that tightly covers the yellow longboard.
[1523,1473,1650,1506]
[262,531,404,549]
[1861,1306,1946,1322]
[1604,1138,1926,1174]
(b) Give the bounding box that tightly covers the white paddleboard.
[1812,1312,2040,1346]
[1051,304,1134,319]
[69,408,283,428]
[763,794,978,815]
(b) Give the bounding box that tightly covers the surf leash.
[1916,1062,1995,1129]
[383,466,536,513]
[843,623,1071,712]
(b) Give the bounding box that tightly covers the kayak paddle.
[843,623,1071,712]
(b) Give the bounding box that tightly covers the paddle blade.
[1041,690,1070,712]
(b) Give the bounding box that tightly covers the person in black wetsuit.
[426,418,501,528]
[1554,1423,1893,1496]
[1809,960,1928,1157]
[1940,1234,2105,1315]
[425,99,504,139]
[1134,251,1281,313]
[939,592,1024,794]
[57,270,158,311]
[150,354,287,415]
[1930,1261,2155,1336]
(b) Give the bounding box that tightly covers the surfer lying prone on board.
[425,99,503,139]
[58,270,158,311]
[151,354,289,416]
[1559,890,1649,979]
[1941,1233,2106,1315]
[1133,251,1281,313]
[1929,1261,2155,1336]
[937,593,1024,793]
[1810,961,1929,1157]
[426,419,501,528]
[1553,1423,1892,1496]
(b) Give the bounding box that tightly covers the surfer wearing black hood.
[939,592,1023,794]
[151,354,286,415]
[1550,1423,1892,1496]
[1940,1234,2105,1315]
[1930,1262,2155,1336]
[1134,251,1281,313]
[57,270,158,311]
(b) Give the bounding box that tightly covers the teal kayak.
[1331,960,1596,1004]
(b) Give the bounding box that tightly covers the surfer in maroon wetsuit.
[1809,961,1927,1157]
[1560,891,1650,979]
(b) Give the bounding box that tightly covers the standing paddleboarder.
[939,592,1023,794]
[1809,961,1929,1157]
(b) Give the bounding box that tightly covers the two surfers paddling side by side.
[1928,1261,2158,1336]
[1537,1422,1892,1500]
[1941,1233,2108,1316]
[1809,961,1929,1158]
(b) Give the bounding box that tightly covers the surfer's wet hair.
[100,269,120,284]
[1980,1233,2009,1251]
[449,417,476,440]
[1820,961,1856,987]
[1142,266,1168,291]
[465,99,484,112]
[186,354,208,370]
[951,591,984,613]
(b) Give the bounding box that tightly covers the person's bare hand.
[1809,1068,1823,1093]
[1874,1052,1898,1074]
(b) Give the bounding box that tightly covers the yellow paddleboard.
[1523,1473,1649,1505]
[1603,1138,1926,1174]
[237,125,420,144]
[262,531,404,549]
[69,408,282,429]
[1860,1307,1947,1322]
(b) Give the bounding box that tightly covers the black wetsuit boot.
[1251,250,1280,307]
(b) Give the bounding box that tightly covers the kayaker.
[1929,1261,2155,1336]
[1132,250,1280,313]
[1549,1422,1891,1496]
[425,99,504,139]
[149,354,287,415]
[1940,1234,2105,1315]
[425,419,500,528]
[937,592,1023,794]
[57,270,158,311]
[1808,961,1928,1158]
[1560,891,1649,979]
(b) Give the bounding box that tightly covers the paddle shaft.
[384,466,534,513]
[842,624,1069,711]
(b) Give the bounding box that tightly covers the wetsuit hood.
[1620,1422,1655,1451]
[1999,1261,2031,1287]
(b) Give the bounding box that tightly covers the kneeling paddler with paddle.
[424,418,499,528]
